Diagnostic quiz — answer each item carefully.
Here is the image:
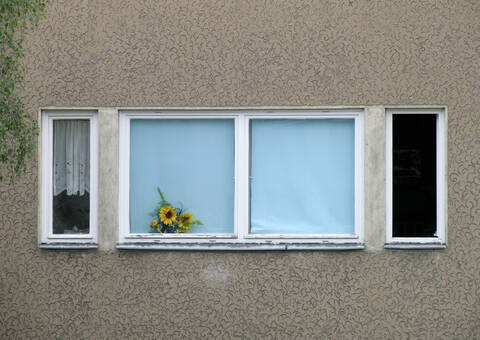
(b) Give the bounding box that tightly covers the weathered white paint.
[116,242,365,251]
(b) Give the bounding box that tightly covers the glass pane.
[250,119,355,234]
[129,119,235,234]
[393,114,436,237]
[52,120,90,234]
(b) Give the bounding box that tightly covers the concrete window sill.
[117,242,365,251]
[384,243,446,250]
[39,243,98,249]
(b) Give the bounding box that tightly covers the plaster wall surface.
[1,0,480,338]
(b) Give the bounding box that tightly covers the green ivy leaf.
[0,0,48,182]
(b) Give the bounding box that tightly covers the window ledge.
[384,243,446,250]
[39,243,98,249]
[117,242,365,251]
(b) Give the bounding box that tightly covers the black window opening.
[392,114,437,237]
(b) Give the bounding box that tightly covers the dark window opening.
[393,114,437,237]
[53,190,90,234]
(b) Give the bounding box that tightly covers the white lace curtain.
[53,120,90,196]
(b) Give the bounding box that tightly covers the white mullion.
[236,114,250,241]
[46,116,53,239]
[233,115,240,238]
[89,115,98,242]
[355,113,364,242]
[386,112,393,243]
[118,114,131,244]
[44,115,53,241]
[436,112,446,242]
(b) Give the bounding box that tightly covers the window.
[40,111,98,248]
[118,110,364,250]
[250,119,356,235]
[386,108,446,248]
[128,118,235,235]
[38,106,447,251]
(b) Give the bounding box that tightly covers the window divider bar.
[385,113,393,243]
[436,111,447,242]
[118,114,131,244]
[236,114,249,240]
[355,113,365,243]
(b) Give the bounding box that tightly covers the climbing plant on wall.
[0,0,47,182]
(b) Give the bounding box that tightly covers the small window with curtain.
[118,109,364,250]
[40,111,98,248]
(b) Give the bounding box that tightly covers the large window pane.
[129,119,235,234]
[52,120,90,234]
[250,119,355,234]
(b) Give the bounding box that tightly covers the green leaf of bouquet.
[157,187,170,206]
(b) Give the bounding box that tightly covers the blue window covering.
[250,119,355,234]
[129,119,235,234]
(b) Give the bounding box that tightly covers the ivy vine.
[0,0,47,182]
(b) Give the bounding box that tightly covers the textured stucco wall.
[1,0,480,338]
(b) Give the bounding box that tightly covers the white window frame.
[118,109,364,250]
[385,108,446,248]
[39,110,99,248]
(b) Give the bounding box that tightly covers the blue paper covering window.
[129,119,235,234]
[250,119,355,234]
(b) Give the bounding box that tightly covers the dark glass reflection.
[393,114,436,237]
[53,191,90,234]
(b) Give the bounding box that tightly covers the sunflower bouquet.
[149,187,203,233]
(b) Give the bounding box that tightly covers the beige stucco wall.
[1,0,479,338]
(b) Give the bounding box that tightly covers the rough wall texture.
[1,0,480,338]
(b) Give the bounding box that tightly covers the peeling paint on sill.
[117,242,365,251]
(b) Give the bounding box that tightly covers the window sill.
[117,242,365,251]
[39,243,98,249]
[384,243,446,250]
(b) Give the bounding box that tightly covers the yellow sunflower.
[179,212,193,227]
[159,206,177,225]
